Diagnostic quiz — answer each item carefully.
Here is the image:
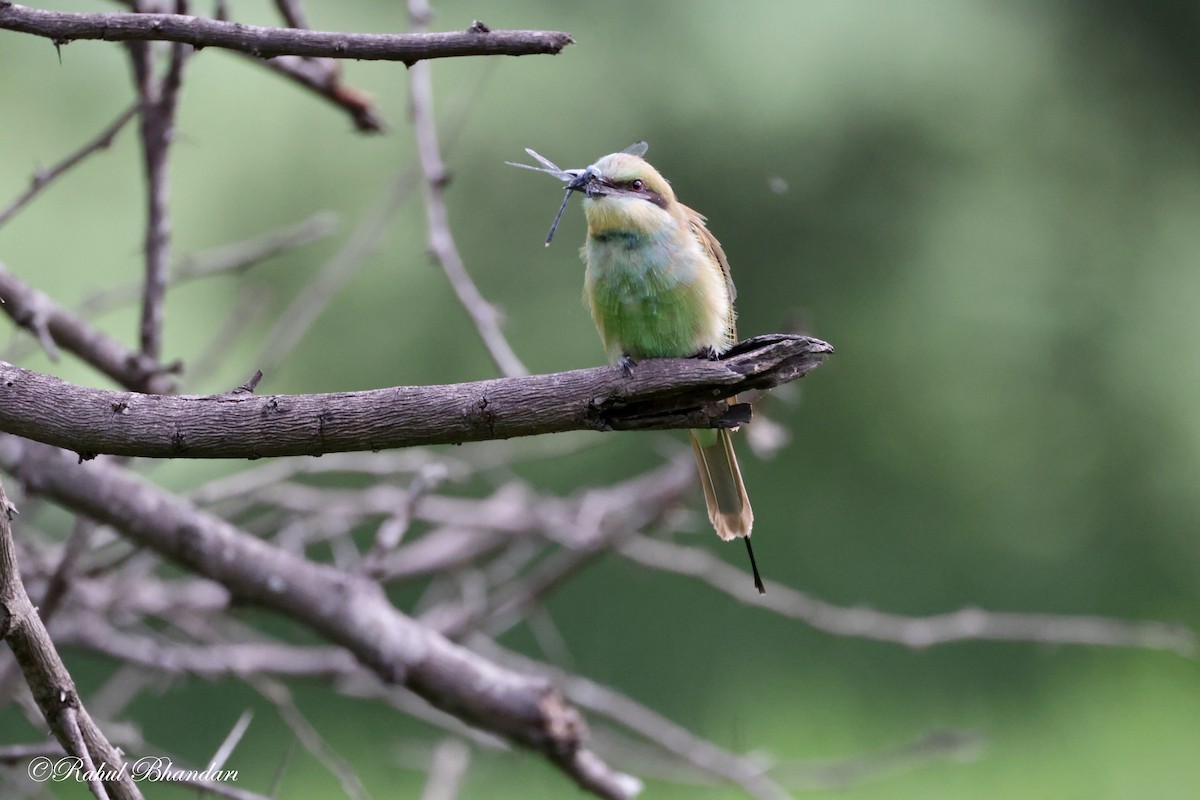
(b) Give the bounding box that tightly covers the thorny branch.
[0,334,833,459]
[0,103,137,231]
[0,3,575,64]
[128,0,191,362]
[2,3,1193,798]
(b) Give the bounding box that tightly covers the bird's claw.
[617,353,638,377]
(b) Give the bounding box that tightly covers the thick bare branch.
[53,623,512,752]
[0,437,638,799]
[0,481,143,800]
[0,3,574,64]
[0,334,832,459]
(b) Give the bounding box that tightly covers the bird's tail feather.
[691,428,762,593]
[689,428,753,541]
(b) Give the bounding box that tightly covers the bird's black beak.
[565,167,605,198]
[544,167,601,246]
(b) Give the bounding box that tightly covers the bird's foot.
[617,353,638,377]
[693,346,721,361]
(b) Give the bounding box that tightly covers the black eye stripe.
[602,179,666,208]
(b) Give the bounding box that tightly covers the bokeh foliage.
[2,1,1198,797]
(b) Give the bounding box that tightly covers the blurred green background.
[2,1,1199,797]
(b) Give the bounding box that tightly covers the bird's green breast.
[583,230,711,360]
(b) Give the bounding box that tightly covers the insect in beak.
[507,149,601,245]
[542,167,601,246]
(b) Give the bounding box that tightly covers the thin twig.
[252,678,370,800]
[251,57,487,374]
[419,739,471,800]
[37,516,94,621]
[189,451,469,505]
[243,54,385,133]
[0,104,137,231]
[474,638,786,800]
[75,212,339,319]
[60,706,112,800]
[0,261,178,393]
[618,535,1197,656]
[183,285,271,390]
[774,729,984,791]
[407,0,526,378]
[360,462,451,575]
[272,0,308,29]
[0,4,575,63]
[427,458,695,639]
[55,618,360,679]
[256,0,388,132]
[254,166,418,376]
[0,741,64,763]
[210,710,253,772]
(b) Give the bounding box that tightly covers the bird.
[510,142,764,593]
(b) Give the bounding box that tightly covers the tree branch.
[0,3,574,64]
[0,333,832,459]
[474,637,784,800]
[0,480,143,800]
[253,166,417,377]
[0,261,178,394]
[250,0,384,133]
[0,437,639,799]
[407,0,527,378]
[246,53,385,132]
[0,103,137,231]
[619,535,1197,656]
[75,211,338,319]
[129,2,190,362]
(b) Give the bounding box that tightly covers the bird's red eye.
[631,179,645,191]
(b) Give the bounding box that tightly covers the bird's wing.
[682,204,738,340]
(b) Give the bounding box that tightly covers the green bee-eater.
[511,143,764,593]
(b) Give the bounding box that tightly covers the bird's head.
[573,150,679,237]
[509,142,681,245]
